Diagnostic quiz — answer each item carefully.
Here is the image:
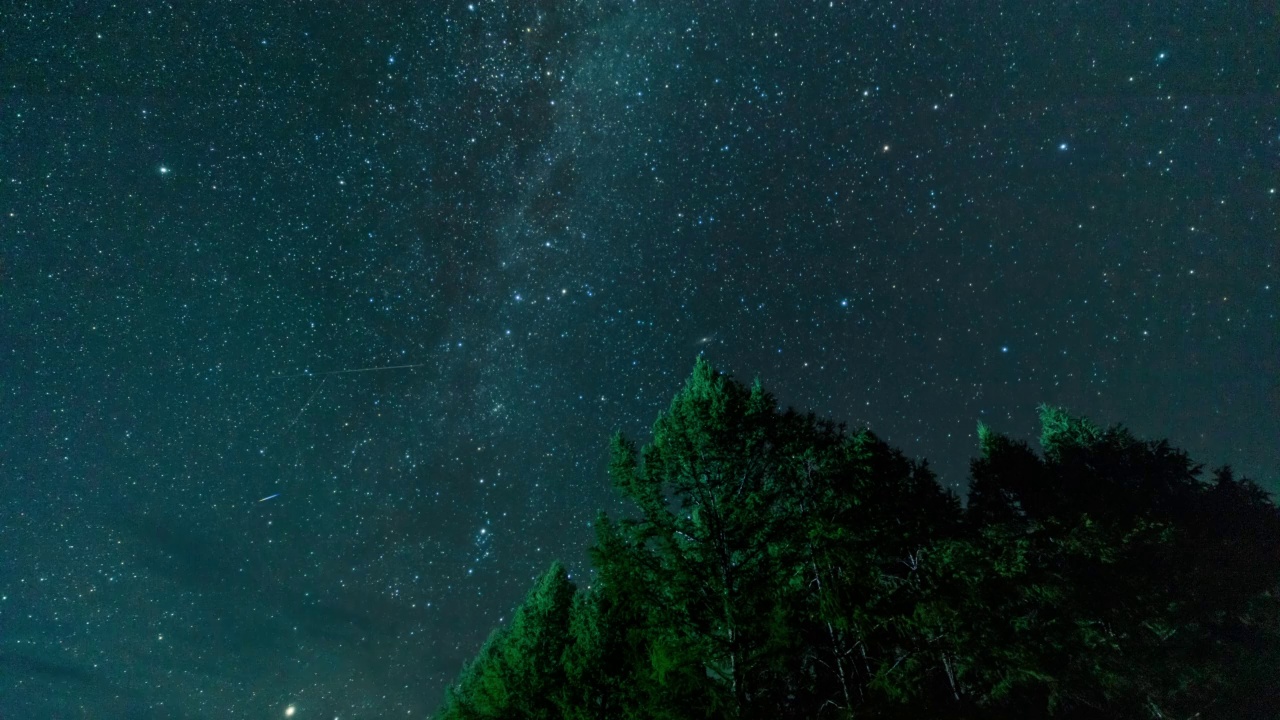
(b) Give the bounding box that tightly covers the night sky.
[3,1,1277,717]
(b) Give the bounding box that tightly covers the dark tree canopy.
[435,359,1280,719]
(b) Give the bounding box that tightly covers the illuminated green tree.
[435,363,1280,719]
[436,562,576,720]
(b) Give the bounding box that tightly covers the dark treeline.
[435,359,1280,719]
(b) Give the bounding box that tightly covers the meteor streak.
[268,362,427,380]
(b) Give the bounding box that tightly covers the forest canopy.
[435,358,1280,719]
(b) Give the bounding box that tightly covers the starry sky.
[2,1,1277,717]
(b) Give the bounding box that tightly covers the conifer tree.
[959,407,1280,717]
[436,562,576,720]
[605,358,796,718]
[434,363,1280,719]
[561,513,674,719]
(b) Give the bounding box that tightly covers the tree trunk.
[813,560,853,710]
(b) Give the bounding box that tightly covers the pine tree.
[605,358,795,718]
[961,407,1280,717]
[436,562,576,720]
[434,365,1280,719]
[561,513,673,720]
[796,429,964,714]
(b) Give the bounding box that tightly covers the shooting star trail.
[258,493,280,502]
[288,376,328,428]
[267,362,427,380]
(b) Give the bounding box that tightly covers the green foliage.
[1036,404,1103,461]
[436,363,1280,719]
[436,562,576,720]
